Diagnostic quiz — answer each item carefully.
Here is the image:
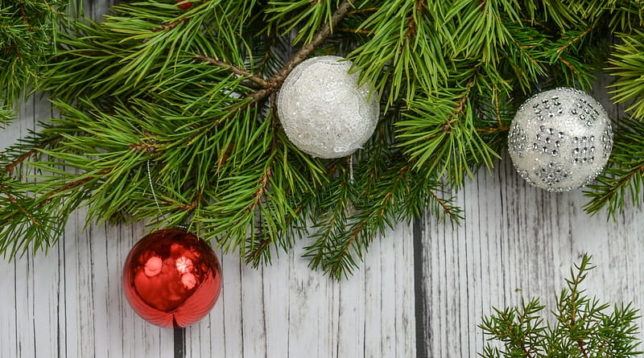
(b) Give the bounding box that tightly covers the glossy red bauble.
[122,228,222,328]
[176,0,193,10]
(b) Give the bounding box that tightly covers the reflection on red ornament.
[122,228,222,328]
[176,0,193,10]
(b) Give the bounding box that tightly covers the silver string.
[146,160,163,217]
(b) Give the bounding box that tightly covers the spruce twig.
[480,255,642,357]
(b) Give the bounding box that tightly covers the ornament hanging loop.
[147,160,163,219]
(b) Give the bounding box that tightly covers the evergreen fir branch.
[480,254,642,357]
[609,30,644,120]
[194,54,270,88]
[521,0,579,30]
[546,24,602,90]
[304,172,353,274]
[259,0,354,91]
[348,0,452,105]
[2,0,644,277]
[0,0,77,120]
[100,0,256,88]
[607,0,643,32]
[500,23,549,93]
[396,78,499,185]
[470,84,514,153]
[479,298,547,357]
[43,1,257,101]
[0,175,82,257]
[583,117,644,217]
[305,113,462,278]
[570,0,644,32]
[266,0,340,45]
[447,0,521,64]
[1,0,354,265]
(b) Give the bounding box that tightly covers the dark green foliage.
[0,0,642,277]
[584,117,644,218]
[480,255,642,357]
[609,30,644,120]
[0,0,80,119]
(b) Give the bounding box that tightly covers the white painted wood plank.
[0,103,21,358]
[420,158,643,357]
[184,223,416,358]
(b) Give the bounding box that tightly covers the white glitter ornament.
[508,88,613,192]
[277,56,380,159]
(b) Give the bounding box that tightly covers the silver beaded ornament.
[508,88,613,192]
[277,56,380,159]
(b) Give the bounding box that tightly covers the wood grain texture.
[416,77,644,357]
[184,224,415,358]
[1,2,643,356]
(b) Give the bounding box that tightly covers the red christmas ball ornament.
[176,0,193,10]
[122,228,222,328]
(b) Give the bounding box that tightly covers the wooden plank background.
[0,1,642,357]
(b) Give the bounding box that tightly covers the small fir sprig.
[480,254,642,357]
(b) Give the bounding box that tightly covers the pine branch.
[348,0,452,104]
[447,0,521,64]
[609,30,644,120]
[396,74,499,185]
[266,0,342,45]
[194,0,354,114]
[260,0,354,94]
[2,0,644,277]
[0,0,77,120]
[481,255,642,357]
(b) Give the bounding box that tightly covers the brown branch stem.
[258,0,354,98]
[592,164,644,205]
[427,189,456,218]
[476,125,510,134]
[0,183,41,227]
[557,25,594,55]
[5,149,37,174]
[195,55,270,88]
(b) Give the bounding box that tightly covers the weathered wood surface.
[418,156,644,357]
[0,2,642,357]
